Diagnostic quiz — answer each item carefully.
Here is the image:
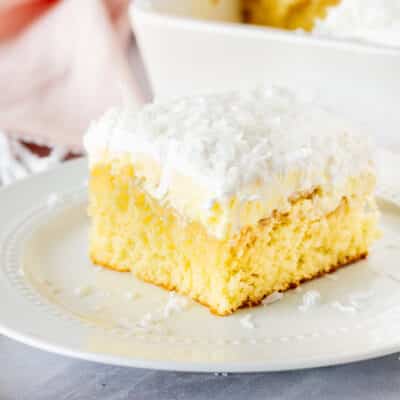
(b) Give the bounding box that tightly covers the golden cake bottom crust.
[91,252,367,316]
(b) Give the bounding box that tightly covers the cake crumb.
[262,292,283,306]
[240,313,255,329]
[298,290,321,312]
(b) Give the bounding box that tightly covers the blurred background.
[0,0,399,185]
[0,0,151,185]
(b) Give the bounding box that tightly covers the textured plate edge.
[1,320,399,373]
[0,159,400,371]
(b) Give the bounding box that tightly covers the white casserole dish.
[131,0,400,151]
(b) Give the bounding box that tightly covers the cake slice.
[84,86,379,316]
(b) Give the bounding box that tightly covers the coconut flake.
[298,290,321,312]
[124,291,140,301]
[331,301,357,314]
[326,274,339,281]
[47,193,60,209]
[163,292,188,319]
[262,292,283,306]
[137,312,162,330]
[240,313,255,329]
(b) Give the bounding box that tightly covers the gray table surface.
[2,335,400,400]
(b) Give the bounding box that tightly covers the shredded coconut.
[162,292,188,318]
[331,301,357,314]
[240,313,255,329]
[47,193,60,209]
[124,291,140,301]
[137,312,162,330]
[326,274,339,281]
[298,290,321,312]
[313,0,400,47]
[262,292,283,306]
[84,86,374,238]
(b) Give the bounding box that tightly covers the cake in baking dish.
[84,86,379,316]
[242,0,340,31]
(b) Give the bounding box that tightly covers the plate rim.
[0,158,400,372]
[1,321,400,373]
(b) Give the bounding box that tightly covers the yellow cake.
[84,86,379,316]
[242,0,340,31]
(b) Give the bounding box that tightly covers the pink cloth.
[0,0,144,152]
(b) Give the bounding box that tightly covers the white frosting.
[85,86,375,238]
[313,0,400,47]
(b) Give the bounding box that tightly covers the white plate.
[1,158,400,372]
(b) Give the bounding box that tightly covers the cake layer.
[88,162,379,315]
[84,86,375,239]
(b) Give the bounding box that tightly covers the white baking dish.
[131,0,400,150]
